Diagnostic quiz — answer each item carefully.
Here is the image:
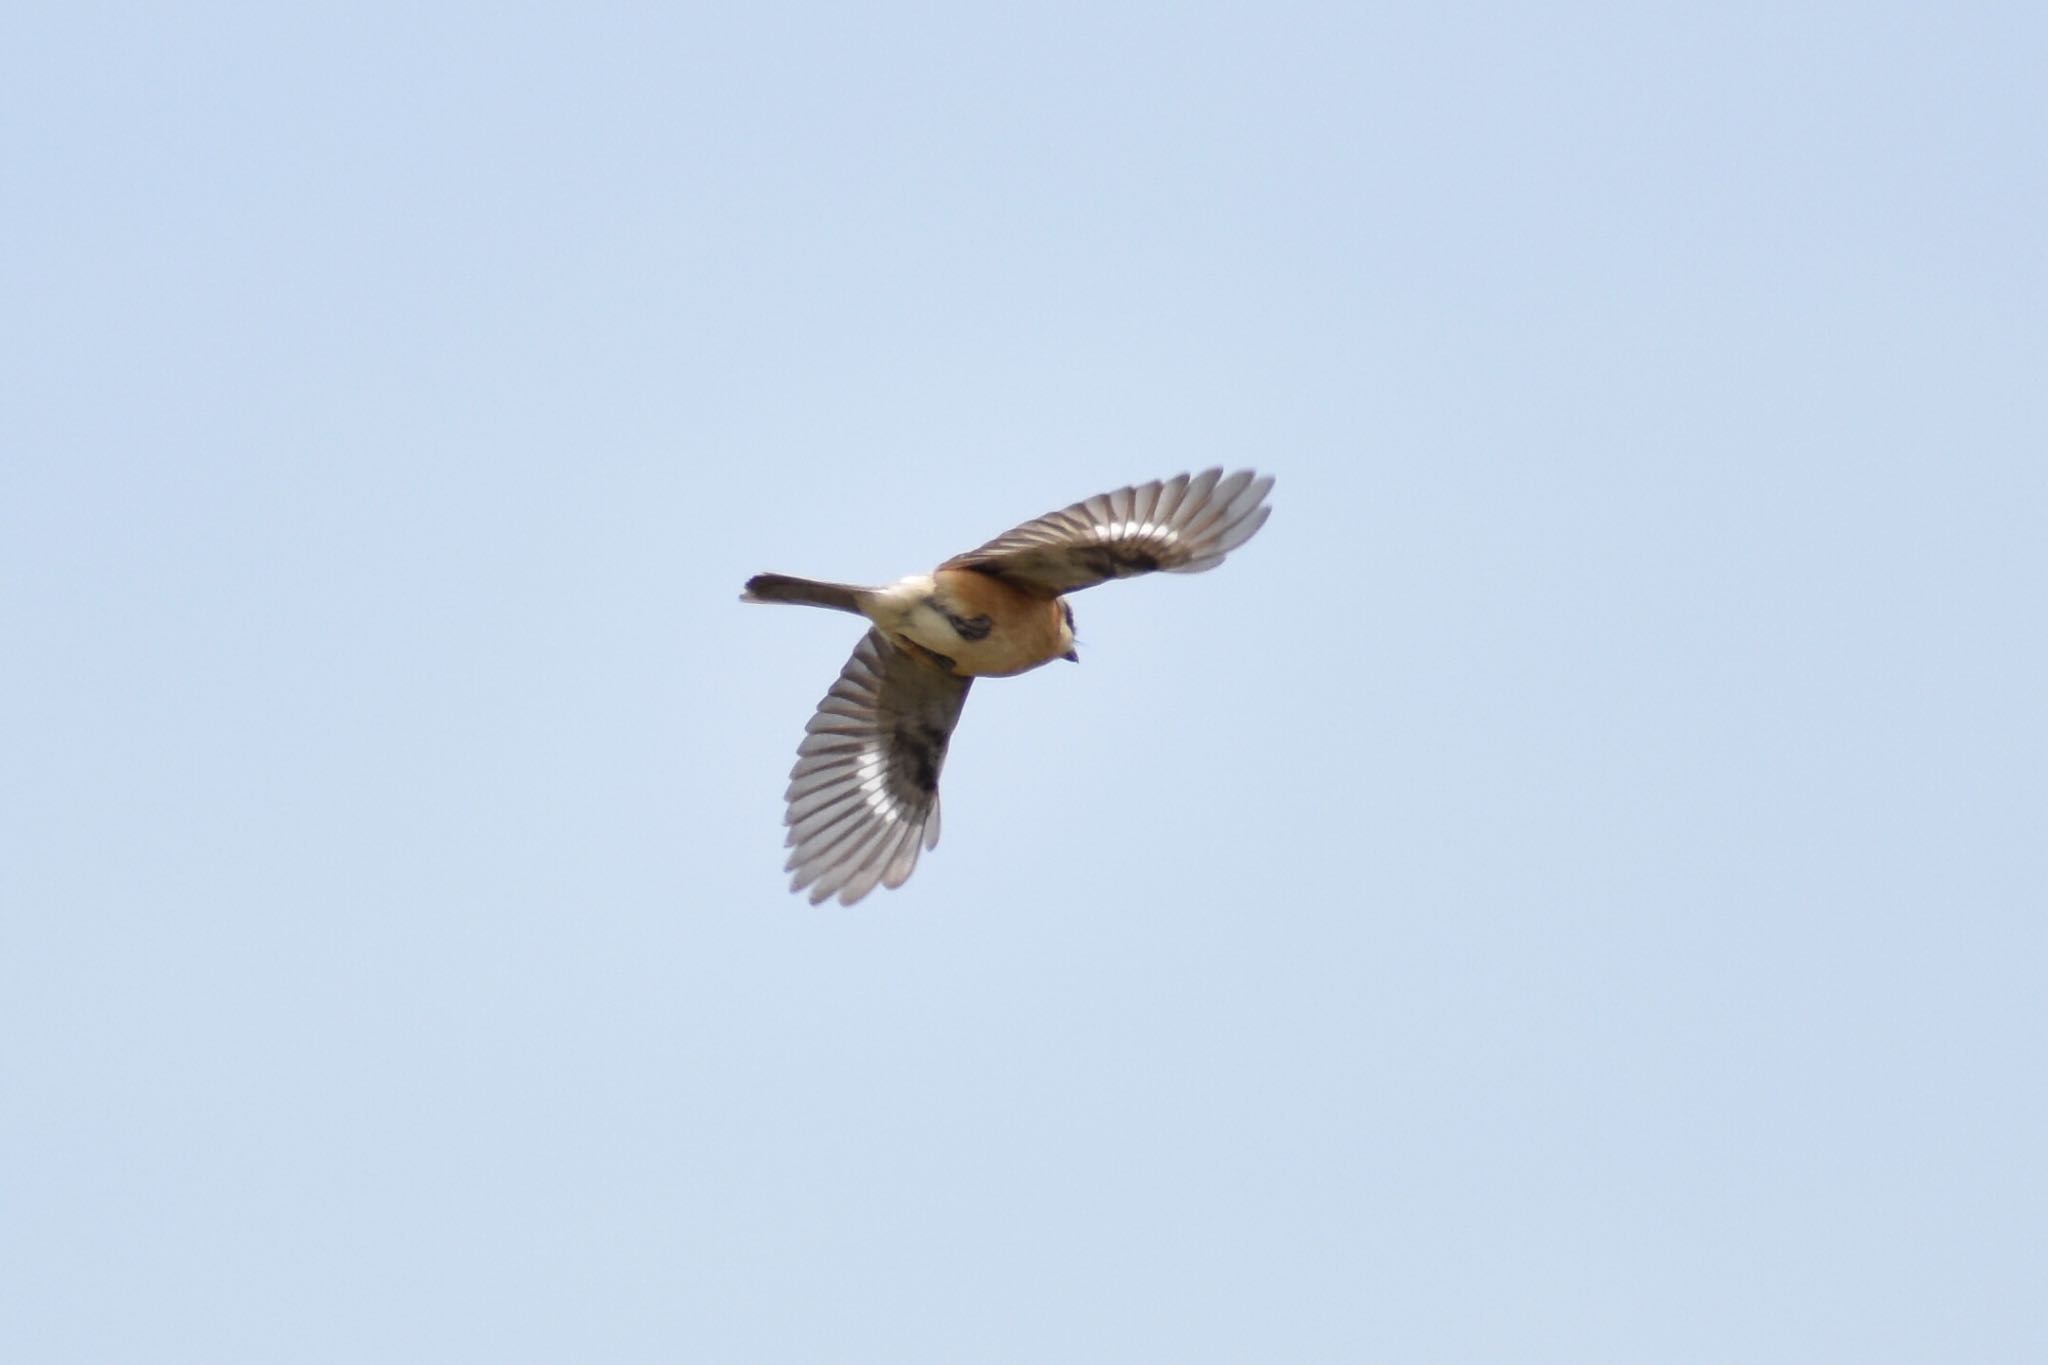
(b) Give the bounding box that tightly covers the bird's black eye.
[1059,600,1075,632]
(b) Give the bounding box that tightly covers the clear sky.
[4,3,2043,1361]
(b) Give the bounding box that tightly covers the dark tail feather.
[741,573,869,614]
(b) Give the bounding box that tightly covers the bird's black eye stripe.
[1059,600,1075,631]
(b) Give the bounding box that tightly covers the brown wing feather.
[940,468,1274,594]
[783,629,972,905]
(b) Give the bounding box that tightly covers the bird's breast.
[866,570,1066,678]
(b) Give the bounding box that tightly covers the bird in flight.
[742,468,1275,904]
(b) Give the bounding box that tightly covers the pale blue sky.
[4,3,2043,1361]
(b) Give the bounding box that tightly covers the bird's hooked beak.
[1062,649,1079,663]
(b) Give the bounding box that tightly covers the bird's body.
[742,468,1274,904]
[740,568,1072,677]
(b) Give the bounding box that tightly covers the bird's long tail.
[741,573,870,614]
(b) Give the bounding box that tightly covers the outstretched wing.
[783,629,973,906]
[940,468,1274,595]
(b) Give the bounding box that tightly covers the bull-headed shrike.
[742,468,1275,904]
